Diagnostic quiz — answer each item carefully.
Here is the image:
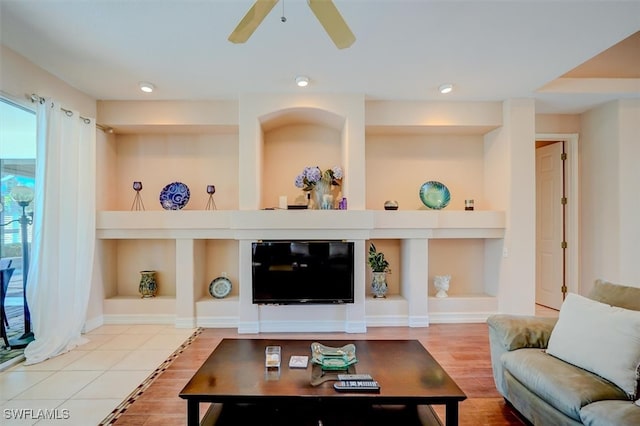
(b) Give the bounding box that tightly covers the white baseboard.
[196,316,238,328]
[82,315,104,333]
[175,317,197,328]
[428,311,492,323]
[408,315,430,327]
[102,314,175,325]
[365,315,408,327]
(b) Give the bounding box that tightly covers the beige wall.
[263,123,342,208]
[485,99,537,314]
[107,133,240,211]
[535,114,580,134]
[0,45,95,115]
[580,99,640,292]
[365,133,485,210]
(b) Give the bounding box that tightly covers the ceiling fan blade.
[307,0,355,49]
[228,0,279,44]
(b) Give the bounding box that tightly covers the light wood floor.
[111,318,558,426]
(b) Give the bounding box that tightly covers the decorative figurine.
[434,275,451,298]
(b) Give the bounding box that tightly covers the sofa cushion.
[502,348,629,421]
[580,400,640,426]
[547,293,640,399]
[588,279,640,311]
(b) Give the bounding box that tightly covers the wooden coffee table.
[179,339,466,426]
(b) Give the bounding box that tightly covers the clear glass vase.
[312,178,334,209]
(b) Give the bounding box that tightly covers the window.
[0,98,36,259]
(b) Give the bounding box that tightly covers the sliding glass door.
[1,97,36,345]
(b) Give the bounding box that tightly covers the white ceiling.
[1,0,639,114]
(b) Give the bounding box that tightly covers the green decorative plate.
[419,181,451,210]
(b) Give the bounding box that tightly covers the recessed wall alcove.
[259,107,346,209]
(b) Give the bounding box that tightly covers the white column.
[346,239,367,332]
[402,238,429,327]
[237,239,260,333]
[175,238,196,328]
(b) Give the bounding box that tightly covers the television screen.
[252,240,354,305]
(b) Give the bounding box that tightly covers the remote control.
[333,380,380,392]
[337,374,373,381]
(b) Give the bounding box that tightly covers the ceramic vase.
[139,270,157,298]
[371,271,388,298]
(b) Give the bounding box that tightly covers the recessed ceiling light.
[439,83,453,94]
[139,82,155,93]
[295,76,310,87]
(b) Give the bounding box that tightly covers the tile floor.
[0,324,196,426]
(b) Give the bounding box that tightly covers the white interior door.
[536,142,564,309]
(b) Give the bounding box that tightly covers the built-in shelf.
[96,209,505,329]
[97,210,505,239]
[93,98,525,331]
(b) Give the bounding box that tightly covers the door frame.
[535,133,579,297]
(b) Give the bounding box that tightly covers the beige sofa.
[487,280,640,426]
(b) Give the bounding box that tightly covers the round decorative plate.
[159,181,190,210]
[419,181,451,210]
[209,276,232,298]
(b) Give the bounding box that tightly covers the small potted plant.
[368,243,390,298]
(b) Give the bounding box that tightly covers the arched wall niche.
[259,107,347,209]
[259,106,346,132]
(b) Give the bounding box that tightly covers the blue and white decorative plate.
[419,181,451,210]
[209,276,232,298]
[159,181,190,210]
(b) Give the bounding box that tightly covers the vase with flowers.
[294,165,343,209]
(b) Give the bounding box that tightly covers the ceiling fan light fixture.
[139,82,155,93]
[439,83,454,94]
[296,76,310,87]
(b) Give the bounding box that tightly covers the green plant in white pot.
[368,243,390,298]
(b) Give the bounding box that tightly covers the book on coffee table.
[289,355,309,368]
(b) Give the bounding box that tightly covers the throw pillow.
[547,293,640,399]
[588,279,640,311]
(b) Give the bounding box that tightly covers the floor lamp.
[0,185,34,348]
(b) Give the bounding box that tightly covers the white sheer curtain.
[24,99,96,365]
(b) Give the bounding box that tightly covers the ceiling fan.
[228,0,355,49]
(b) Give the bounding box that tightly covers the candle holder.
[205,185,217,210]
[131,181,145,211]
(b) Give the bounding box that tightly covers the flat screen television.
[252,240,354,305]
